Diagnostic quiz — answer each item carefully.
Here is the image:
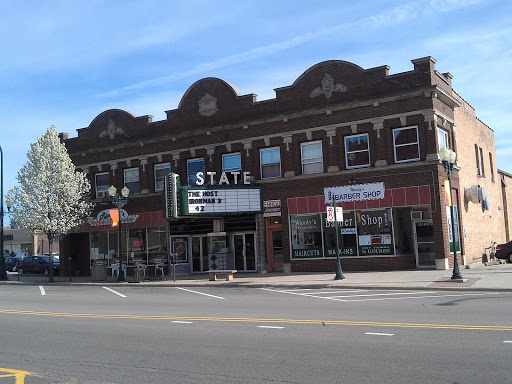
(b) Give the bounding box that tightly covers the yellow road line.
[0,368,32,384]
[1,308,511,331]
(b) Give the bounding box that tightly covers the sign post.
[330,196,345,280]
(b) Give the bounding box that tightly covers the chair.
[155,262,165,277]
[111,263,126,277]
[135,262,147,280]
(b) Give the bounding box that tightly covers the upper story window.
[187,158,205,186]
[345,134,370,169]
[260,147,281,179]
[479,147,485,176]
[95,172,110,199]
[489,152,495,182]
[475,145,481,175]
[154,163,171,192]
[301,141,323,175]
[437,128,449,151]
[393,126,420,163]
[222,153,241,172]
[124,167,140,195]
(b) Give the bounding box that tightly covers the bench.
[207,270,237,281]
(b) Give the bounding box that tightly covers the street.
[1,285,511,383]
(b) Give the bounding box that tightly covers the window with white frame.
[260,147,281,179]
[222,153,241,172]
[437,128,449,151]
[124,167,140,195]
[345,134,370,169]
[393,126,420,163]
[301,141,323,174]
[95,172,110,198]
[154,163,171,192]
[187,158,205,186]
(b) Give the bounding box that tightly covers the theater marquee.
[180,186,262,215]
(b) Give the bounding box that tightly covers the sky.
[1,0,511,200]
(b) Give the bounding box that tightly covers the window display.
[356,209,394,255]
[290,214,323,258]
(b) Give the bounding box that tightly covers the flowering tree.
[6,126,93,282]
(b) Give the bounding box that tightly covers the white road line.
[258,326,285,329]
[504,341,512,343]
[366,332,394,336]
[343,292,500,302]
[175,287,225,299]
[261,288,500,303]
[330,292,435,299]
[102,287,127,298]
[172,321,193,324]
[39,286,46,296]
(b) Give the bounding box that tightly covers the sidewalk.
[3,262,512,291]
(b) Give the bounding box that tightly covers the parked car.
[495,241,512,263]
[17,255,60,275]
[4,256,18,272]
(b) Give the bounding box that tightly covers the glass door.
[232,232,256,272]
[191,235,208,272]
[414,220,435,267]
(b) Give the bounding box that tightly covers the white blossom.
[7,126,94,280]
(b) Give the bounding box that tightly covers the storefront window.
[322,211,357,257]
[90,231,108,260]
[355,209,394,255]
[392,207,414,255]
[290,214,323,258]
[147,226,168,262]
[128,228,146,262]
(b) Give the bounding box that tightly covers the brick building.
[60,56,510,277]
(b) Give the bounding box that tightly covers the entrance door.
[265,217,283,272]
[414,220,435,267]
[191,235,208,272]
[232,233,256,272]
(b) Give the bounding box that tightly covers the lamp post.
[439,147,463,280]
[0,145,7,280]
[108,185,129,282]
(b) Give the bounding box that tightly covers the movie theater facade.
[60,56,510,276]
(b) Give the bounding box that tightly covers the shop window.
[124,167,140,194]
[437,128,449,151]
[154,163,171,192]
[187,158,205,186]
[322,211,357,257]
[393,126,420,163]
[392,207,414,255]
[290,214,323,258]
[95,172,110,199]
[355,208,394,256]
[90,231,108,261]
[345,134,370,169]
[147,226,168,262]
[128,228,147,261]
[260,147,281,179]
[222,153,241,172]
[301,141,323,175]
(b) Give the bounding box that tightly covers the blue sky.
[1,0,511,197]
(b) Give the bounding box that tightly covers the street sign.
[326,206,343,222]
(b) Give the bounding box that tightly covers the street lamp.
[0,145,7,280]
[108,185,129,282]
[439,147,463,280]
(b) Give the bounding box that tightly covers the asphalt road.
[0,285,511,383]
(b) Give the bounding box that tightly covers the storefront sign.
[263,199,281,216]
[324,182,385,203]
[195,171,252,185]
[87,209,139,227]
[180,186,262,215]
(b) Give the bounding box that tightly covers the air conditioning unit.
[411,211,423,220]
[97,190,107,198]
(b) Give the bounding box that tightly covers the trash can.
[91,260,107,281]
